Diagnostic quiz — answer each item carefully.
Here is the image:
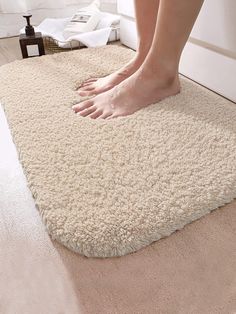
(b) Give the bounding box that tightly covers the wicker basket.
[43,27,120,54]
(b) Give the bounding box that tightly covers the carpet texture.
[0,45,236,258]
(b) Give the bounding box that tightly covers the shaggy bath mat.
[0,46,236,258]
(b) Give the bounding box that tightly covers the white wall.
[190,0,236,54]
[0,0,117,38]
[179,0,236,101]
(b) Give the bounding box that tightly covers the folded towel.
[66,27,112,47]
[63,0,101,39]
[97,12,120,29]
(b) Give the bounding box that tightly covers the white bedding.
[19,12,120,48]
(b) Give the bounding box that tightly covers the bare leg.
[77,0,160,97]
[73,0,204,119]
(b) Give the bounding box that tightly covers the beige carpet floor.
[0,45,236,258]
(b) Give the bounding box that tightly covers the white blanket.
[20,12,120,48]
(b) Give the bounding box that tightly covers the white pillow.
[63,0,101,39]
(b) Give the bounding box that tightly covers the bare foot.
[72,66,181,119]
[77,56,144,97]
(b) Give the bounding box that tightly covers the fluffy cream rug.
[0,46,236,258]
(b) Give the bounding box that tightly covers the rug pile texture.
[0,46,236,257]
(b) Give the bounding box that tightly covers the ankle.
[137,64,180,94]
[142,65,178,82]
[138,38,153,56]
[132,51,147,68]
[119,53,146,76]
[141,59,179,84]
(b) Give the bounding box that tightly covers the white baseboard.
[180,41,236,102]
